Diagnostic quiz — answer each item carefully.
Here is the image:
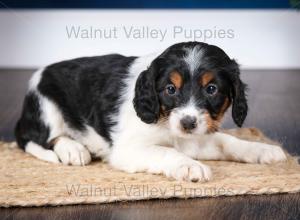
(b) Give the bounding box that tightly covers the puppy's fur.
[15,42,286,182]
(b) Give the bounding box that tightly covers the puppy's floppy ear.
[229,60,248,127]
[133,60,161,124]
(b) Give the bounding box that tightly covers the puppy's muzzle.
[180,116,197,132]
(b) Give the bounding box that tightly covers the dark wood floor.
[0,69,300,220]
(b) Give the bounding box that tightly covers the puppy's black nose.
[180,116,197,131]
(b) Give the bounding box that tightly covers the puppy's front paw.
[168,160,212,182]
[244,143,287,164]
[257,144,287,164]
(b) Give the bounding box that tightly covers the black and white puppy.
[15,42,286,182]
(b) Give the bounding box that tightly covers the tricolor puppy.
[15,42,286,182]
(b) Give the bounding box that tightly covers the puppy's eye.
[205,84,218,95]
[165,84,176,95]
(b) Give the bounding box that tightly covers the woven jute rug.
[0,128,299,207]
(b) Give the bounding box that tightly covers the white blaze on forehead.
[183,45,204,74]
[177,97,201,117]
[180,98,198,116]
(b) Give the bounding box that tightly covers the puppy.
[15,42,286,182]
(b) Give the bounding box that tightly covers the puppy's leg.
[53,136,92,166]
[25,141,60,163]
[109,144,212,182]
[189,132,287,164]
[74,126,111,160]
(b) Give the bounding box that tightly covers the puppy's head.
[133,42,247,138]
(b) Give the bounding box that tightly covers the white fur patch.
[25,141,59,164]
[174,136,223,161]
[28,68,44,91]
[39,95,65,141]
[72,125,111,160]
[53,137,91,166]
[183,45,204,73]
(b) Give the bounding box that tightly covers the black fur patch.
[38,54,136,142]
[15,92,50,149]
[16,54,136,148]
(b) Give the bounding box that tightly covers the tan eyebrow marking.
[170,71,183,89]
[200,71,214,86]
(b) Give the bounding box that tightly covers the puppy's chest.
[173,136,211,158]
[112,118,173,147]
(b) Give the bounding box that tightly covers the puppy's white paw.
[168,159,212,182]
[257,144,287,164]
[245,143,287,164]
[54,137,92,166]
